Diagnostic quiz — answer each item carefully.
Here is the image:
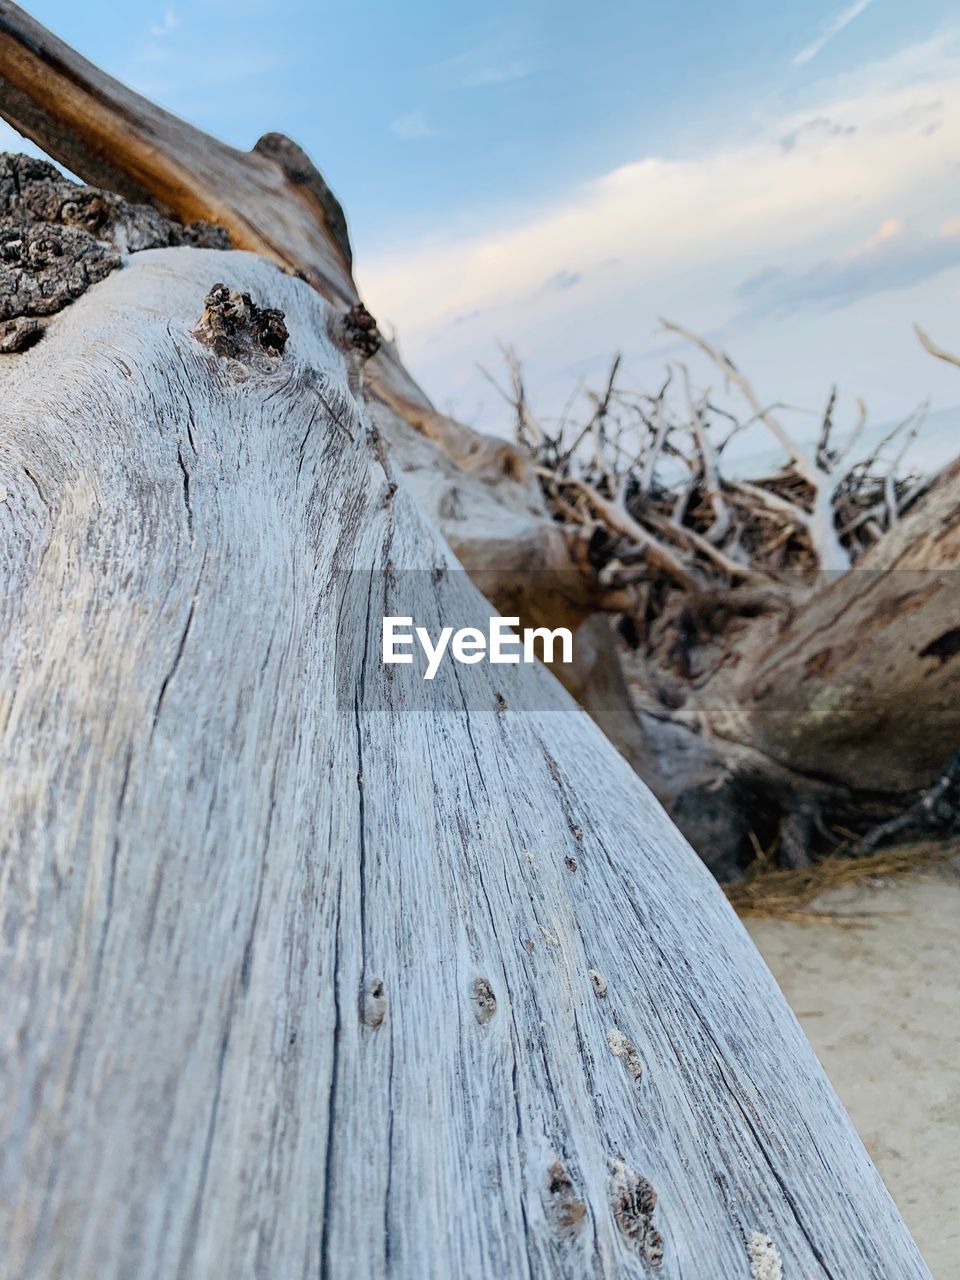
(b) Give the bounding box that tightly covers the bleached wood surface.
[0,250,929,1279]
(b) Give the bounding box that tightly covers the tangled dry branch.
[485,323,937,676]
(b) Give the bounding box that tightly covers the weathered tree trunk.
[0,246,932,1277]
[1,3,959,880]
[0,6,945,1268]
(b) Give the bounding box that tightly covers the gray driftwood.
[0,249,930,1278]
[2,1,960,876]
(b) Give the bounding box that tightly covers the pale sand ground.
[747,868,960,1279]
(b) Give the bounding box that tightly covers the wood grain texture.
[0,249,930,1279]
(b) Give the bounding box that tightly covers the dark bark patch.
[803,648,833,677]
[643,1228,665,1267]
[1,153,229,253]
[181,222,232,250]
[342,302,381,359]
[194,283,288,360]
[868,583,938,627]
[0,219,120,320]
[499,449,524,479]
[0,153,232,349]
[0,315,42,352]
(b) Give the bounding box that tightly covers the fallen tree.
[0,8,940,1272]
[5,2,958,880]
[0,161,931,1280]
[489,337,960,873]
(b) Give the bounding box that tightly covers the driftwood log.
[0,6,939,1273]
[0,228,931,1280]
[4,0,953,876]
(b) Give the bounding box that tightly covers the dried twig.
[490,323,934,680]
[915,324,960,369]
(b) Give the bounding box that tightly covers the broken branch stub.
[193,282,289,361]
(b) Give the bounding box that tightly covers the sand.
[747,867,960,1278]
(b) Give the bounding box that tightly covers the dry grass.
[726,840,958,925]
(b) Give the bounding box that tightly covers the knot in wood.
[361,978,387,1029]
[610,1160,663,1264]
[588,969,607,998]
[343,303,381,359]
[606,1027,643,1082]
[544,1160,587,1235]
[470,976,497,1024]
[194,283,288,360]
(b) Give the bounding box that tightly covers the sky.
[3,1,960,454]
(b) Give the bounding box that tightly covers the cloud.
[737,219,960,317]
[432,49,531,90]
[793,0,874,66]
[358,36,960,432]
[538,269,581,294]
[364,57,960,338]
[779,115,856,152]
[148,9,179,37]
[449,268,583,327]
[390,109,436,140]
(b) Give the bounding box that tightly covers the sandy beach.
[748,866,960,1277]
